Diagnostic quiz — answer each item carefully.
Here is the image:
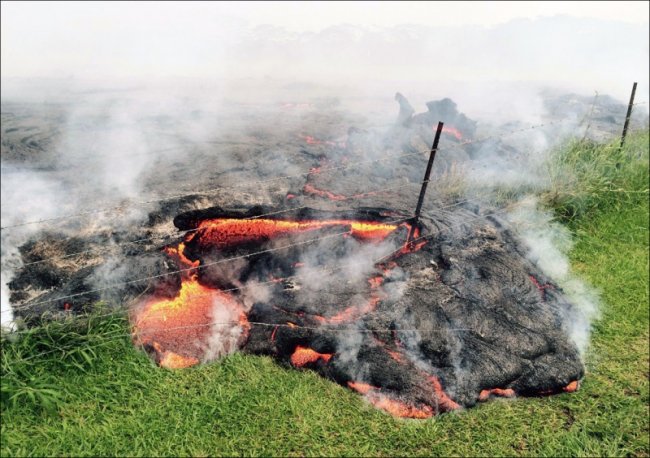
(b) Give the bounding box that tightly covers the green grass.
[2,130,648,457]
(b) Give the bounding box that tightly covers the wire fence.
[1,90,647,358]
[4,197,487,315]
[2,202,519,366]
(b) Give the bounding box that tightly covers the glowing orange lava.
[132,278,248,368]
[348,377,457,418]
[290,346,333,367]
[529,275,554,300]
[370,395,434,419]
[386,349,404,363]
[368,275,384,289]
[193,218,401,248]
[347,380,432,418]
[478,387,516,402]
[163,242,199,269]
[427,376,461,411]
[563,380,579,393]
[438,125,463,140]
[303,183,348,201]
[301,135,335,146]
[314,296,381,325]
[347,381,377,395]
[158,349,200,369]
[136,212,426,375]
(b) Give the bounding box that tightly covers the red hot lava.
[192,218,403,248]
[300,134,346,148]
[132,215,420,372]
[290,346,333,367]
[437,125,463,141]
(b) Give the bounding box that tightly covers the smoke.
[1,166,73,329]
[506,197,600,354]
[202,294,246,363]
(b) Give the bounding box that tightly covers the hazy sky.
[1,0,648,102]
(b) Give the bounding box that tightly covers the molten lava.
[347,381,377,395]
[290,346,333,367]
[529,275,554,300]
[158,348,200,370]
[164,242,200,269]
[133,208,438,418]
[369,395,434,419]
[347,381,434,419]
[563,381,579,393]
[478,387,516,402]
[132,278,248,367]
[427,376,461,411]
[300,134,344,147]
[193,218,402,248]
[437,125,463,140]
[314,296,382,325]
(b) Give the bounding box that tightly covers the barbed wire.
[15,178,437,268]
[1,105,643,311]
[5,214,417,312]
[2,204,520,367]
[2,198,500,318]
[1,97,645,368]
[3,117,645,315]
[5,110,644,312]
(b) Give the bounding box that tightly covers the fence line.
[17,178,434,269]
[2,204,520,366]
[3,198,502,318]
[6,214,416,311]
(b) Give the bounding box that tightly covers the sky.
[0,1,648,102]
[2,1,648,77]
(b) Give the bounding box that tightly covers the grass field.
[2,130,648,457]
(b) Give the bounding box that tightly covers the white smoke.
[506,197,600,354]
[202,294,246,363]
[0,166,74,330]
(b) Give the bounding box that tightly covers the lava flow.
[347,381,434,419]
[300,134,345,148]
[132,277,248,369]
[133,214,420,371]
[478,387,516,402]
[193,217,404,248]
[438,125,463,140]
[290,346,333,367]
